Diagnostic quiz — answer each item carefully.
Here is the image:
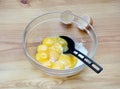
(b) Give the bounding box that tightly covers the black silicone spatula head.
[60,36,103,74]
[60,36,75,53]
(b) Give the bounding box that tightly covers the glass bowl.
[23,11,98,77]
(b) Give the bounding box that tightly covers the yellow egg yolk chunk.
[36,52,49,63]
[52,61,65,70]
[42,38,54,46]
[37,44,48,53]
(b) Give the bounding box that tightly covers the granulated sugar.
[75,43,88,67]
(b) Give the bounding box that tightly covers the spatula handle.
[72,49,103,73]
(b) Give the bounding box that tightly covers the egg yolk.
[42,38,54,47]
[52,61,65,70]
[37,44,48,53]
[36,52,49,63]
[36,36,78,70]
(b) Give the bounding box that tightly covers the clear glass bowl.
[23,11,98,77]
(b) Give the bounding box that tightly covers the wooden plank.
[0,0,120,89]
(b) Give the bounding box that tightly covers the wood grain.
[0,0,120,89]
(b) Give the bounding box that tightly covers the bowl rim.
[23,11,98,74]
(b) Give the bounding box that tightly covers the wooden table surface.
[0,0,120,89]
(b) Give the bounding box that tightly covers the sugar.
[74,42,88,67]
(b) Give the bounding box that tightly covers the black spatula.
[60,36,103,73]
